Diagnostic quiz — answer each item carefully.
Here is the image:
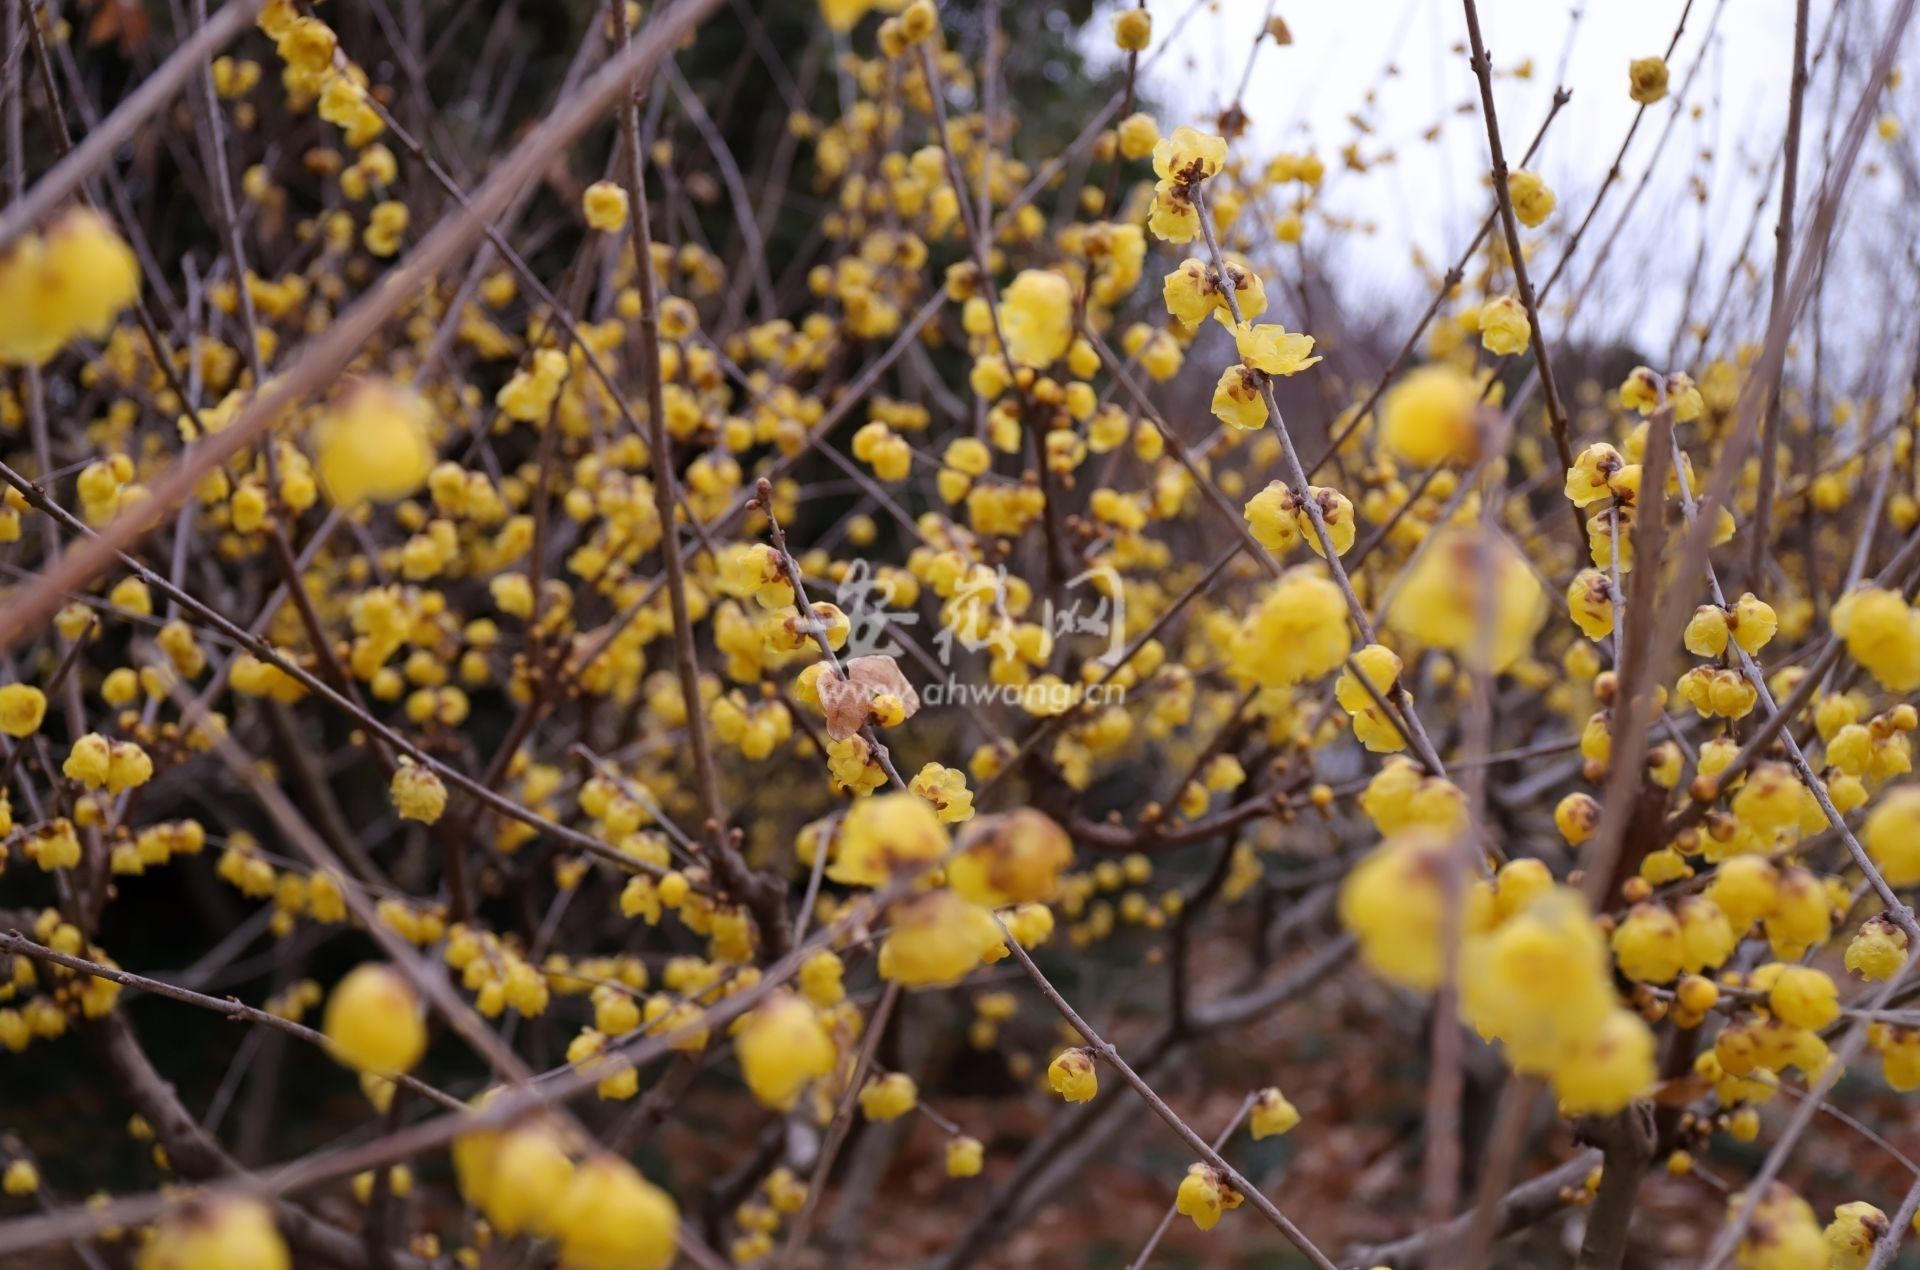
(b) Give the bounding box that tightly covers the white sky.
[1093,0,1919,370]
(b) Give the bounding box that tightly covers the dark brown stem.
[1354,1148,1598,1268]
[778,982,900,1265]
[1305,85,1571,478]
[85,1009,424,1269]
[610,0,730,855]
[1459,0,1579,534]
[1747,0,1811,586]
[1575,1105,1657,1269]
[997,921,1336,1269]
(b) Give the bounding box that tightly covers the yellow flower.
[498,348,569,422]
[909,761,975,823]
[1116,112,1160,161]
[799,949,846,1006]
[390,762,447,824]
[1211,364,1268,430]
[1361,758,1467,837]
[899,0,938,43]
[998,269,1075,368]
[1386,528,1545,673]
[322,964,427,1075]
[1552,1008,1655,1114]
[1730,761,1809,846]
[1619,365,1663,413]
[1629,56,1670,104]
[1685,605,1730,657]
[1865,786,1920,886]
[1461,887,1616,1071]
[1174,1164,1243,1231]
[105,739,153,793]
[0,684,47,738]
[857,1071,918,1121]
[1113,7,1151,50]
[1339,831,1451,990]
[0,1160,36,1195]
[1731,593,1779,654]
[1147,180,1200,243]
[1003,902,1054,949]
[1150,126,1228,186]
[479,1127,574,1238]
[1769,966,1839,1031]
[830,790,950,887]
[1832,587,1920,691]
[1565,442,1625,506]
[363,200,408,257]
[1476,295,1530,356]
[1554,792,1600,845]
[1668,373,1706,420]
[553,1156,679,1270]
[583,181,630,232]
[1047,1047,1098,1102]
[1335,643,1406,752]
[1611,903,1682,983]
[275,17,336,76]
[137,1197,290,1270]
[1506,169,1556,227]
[1380,364,1482,467]
[879,890,1001,987]
[1164,258,1259,328]
[1229,567,1351,687]
[1232,321,1320,376]
[1566,568,1615,641]
[1731,1185,1827,1270]
[946,1136,985,1178]
[62,733,112,788]
[1249,1087,1300,1138]
[1825,1200,1889,1270]
[0,208,141,366]
[313,378,438,505]
[1244,481,1301,554]
[947,808,1073,906]
[1845,916,1908,981]
[820,0,875,32]
[736,994,837,1110]
[1767,876,1836,961]
[1704,856,1780,932]
[826,735,889,797]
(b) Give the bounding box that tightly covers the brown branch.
[87,1009,425,1270]
[1870,1174,1920,1269]
[1305,84,1571,478]
[0,458,682,883]
[1703,958,1920,1266]
[612,0,733,866]
[1124,1093,1254,1270]
[0,0,266,247]
[0,0,726,654]
[777,982,900,1265]
[1747,0,1811,586]
[753,478,907,795]
[1184,193,1451,777]
[1575,1104,1657,1269]
[1350,1150,1600,1268]
[1601,0,1916,914]
[1537,0,1700,302]
[996,920,1336,1269]
[0,931,462,1110]
[1459,0,1578,524]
